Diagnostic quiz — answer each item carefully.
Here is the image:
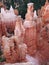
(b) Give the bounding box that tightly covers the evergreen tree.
[2,0,46,18]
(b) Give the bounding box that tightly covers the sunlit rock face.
[0,12,7,37]
[41,0,49,16]
[2,36,19,63]
[1,16,27,63]
[0,1,49,65]
[42,4,49,22]
[14,16,25,43]
[41,0,49,25]
[14,16,27,62]
[24,21,37,56]
[23,3,37,56]
[36,2,49,63]
[0,6,17,36]
[2,35,27,63]
[25,3,34,21]
[36,24,49,64]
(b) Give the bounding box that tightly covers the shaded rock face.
[0,62,4,65]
